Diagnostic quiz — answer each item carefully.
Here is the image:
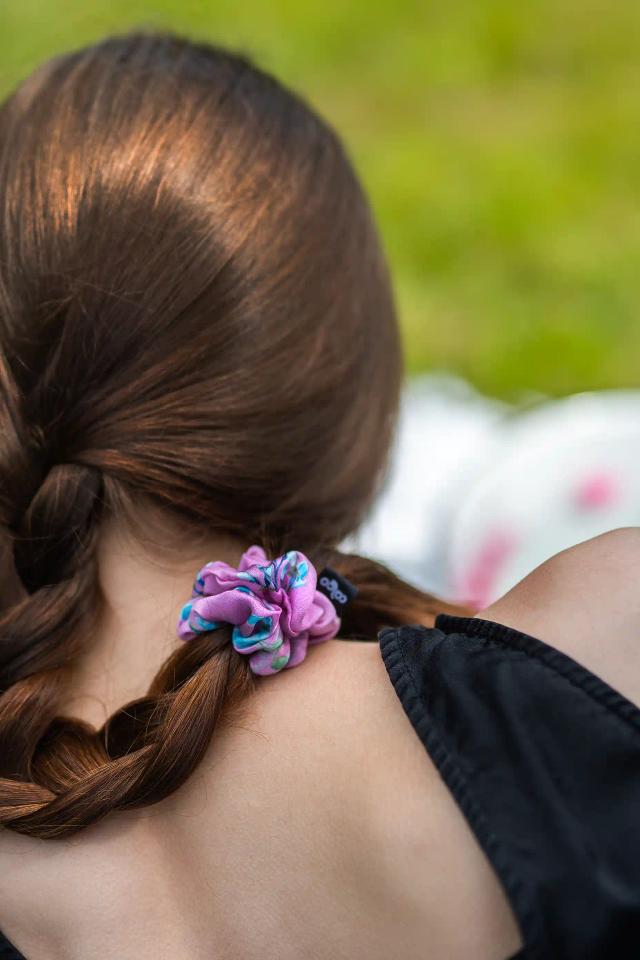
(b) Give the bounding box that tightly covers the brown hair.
[0,30,454,839]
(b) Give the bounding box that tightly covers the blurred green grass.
[1,0,640,399]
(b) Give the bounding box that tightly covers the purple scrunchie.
[177,545,341,675]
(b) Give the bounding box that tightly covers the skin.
[0,517,637,960]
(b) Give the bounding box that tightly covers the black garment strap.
[0,929,25,960]
[379,614,640,959]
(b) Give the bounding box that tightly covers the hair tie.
[176,545,357,675]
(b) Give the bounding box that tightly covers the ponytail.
[0,30,462,838]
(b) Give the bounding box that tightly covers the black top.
[381,615,640,958]
[1,613,639,959]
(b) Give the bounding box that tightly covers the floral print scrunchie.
[177,545,342,675]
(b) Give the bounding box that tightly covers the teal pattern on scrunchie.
[176,545,340,675]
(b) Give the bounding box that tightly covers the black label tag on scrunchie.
[317,567,358,616]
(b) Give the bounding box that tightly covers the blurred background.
[2,0,640,603]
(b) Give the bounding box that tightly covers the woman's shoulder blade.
[478,527,640,708]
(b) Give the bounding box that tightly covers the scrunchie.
[177,545,341,675]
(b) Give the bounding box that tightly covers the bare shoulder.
[479,527,640,706]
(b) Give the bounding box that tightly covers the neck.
[61,507,247,727]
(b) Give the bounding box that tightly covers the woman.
[0,31,638,960]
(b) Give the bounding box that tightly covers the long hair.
[0,30,456,839]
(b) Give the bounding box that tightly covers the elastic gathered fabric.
[177,544,340,675]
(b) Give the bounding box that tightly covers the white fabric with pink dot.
[345,376,640,609]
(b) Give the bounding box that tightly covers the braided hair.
[0,30,455,838]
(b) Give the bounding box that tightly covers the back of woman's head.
[0,30,445,838]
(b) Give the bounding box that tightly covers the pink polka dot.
[456,529,518,610]
[573,472,620,511]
